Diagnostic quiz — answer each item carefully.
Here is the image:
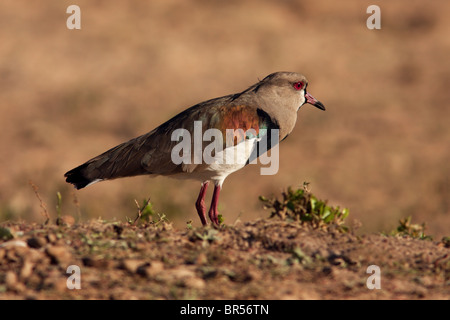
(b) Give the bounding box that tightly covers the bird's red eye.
[293,81,304,90]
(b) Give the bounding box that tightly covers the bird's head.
[256,72,326,111]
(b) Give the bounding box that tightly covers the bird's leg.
[208,184,221,226]
[195,181,210,226]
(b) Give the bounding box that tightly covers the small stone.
[0,240,27,249]
[155,267,201,287]
[56,215,75,227]
[27,237,47,249]
[20,259,34,280]
[184,277,206,289]
[5,271,25,292]
[171,267,196,280]
[226,269,253,283]
[43,273,68,292]
[5,246,31,262]
[113,225,124,236]
[82,256,110,268]
[14,246,30,259]
[46,233,57,243]
[136,261,164,278]
[121,259,146,273]
[5,271,18,287]
[46,245,73,266]
[195,252,208,265]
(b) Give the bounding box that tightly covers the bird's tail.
[64,139,146,189]
[64,162,98,189]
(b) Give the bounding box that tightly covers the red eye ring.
[293,81,304,90]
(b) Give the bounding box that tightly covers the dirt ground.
[1,217,449,300]
[1,1,449,238]
[0,1,449,301]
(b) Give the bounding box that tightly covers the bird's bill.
[305,92,326,111]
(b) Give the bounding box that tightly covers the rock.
[5,271,18,288]
[113,225,124,236]
[167,267,206,289]
[42,269,69,292]
[56,215,75,227]
[46,233,57,243]
[27,236,47,249]
[5,271,25,292]
[3,245,31,262]
[0,240,27,248]
[184,277,206,289]
[20,259,34,280]
[136,261,164,278]
[226,268,254,283]
[195,252,208,265]
[82,256,111,268]
[121,259,146,273]
[154,266,201,287]
[45,245,73,266]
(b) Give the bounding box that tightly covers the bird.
[64,71,325,226]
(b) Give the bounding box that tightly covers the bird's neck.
[258,97,299,140]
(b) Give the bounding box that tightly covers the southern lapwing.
[65,72,325,226]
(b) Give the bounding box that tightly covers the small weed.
[441,236,450,248]
[132,198,155,225]
[55,192,64,226]
[29,180,50,224]
[193,228,221,248]
[0,227,13,241]
[195,228,220,241]
[289,247,312,265]
[259,183,349,232]
[56,192,62,218]
[390,216,432,240]
[129,198,170,228]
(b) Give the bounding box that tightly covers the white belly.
[176,138,258,186]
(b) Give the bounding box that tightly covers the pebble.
[27,237,47,249]
[56,215,75,227]
[121,259,146,273]
[5,271,25,292]
[136,261,164,278]
[0,240,27,248]
[45,245,73,266]
[20,259,34,280]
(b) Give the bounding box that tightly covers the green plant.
[390,216,432,240]
[194,228,220,248]
[441,236,450,248]
[130,198,170,227]
[0,227,13,241]
[259,183,349,232]
[131,198,155,224]
[56,192,62,218]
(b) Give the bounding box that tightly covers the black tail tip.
[64,166,91,190]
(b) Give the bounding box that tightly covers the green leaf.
[341,208,349,219]
[322,208,333,223]
[310,198,317,211]
[287,201,295,211]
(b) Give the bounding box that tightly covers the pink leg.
[195,181,210,226]
[208,184,221,225]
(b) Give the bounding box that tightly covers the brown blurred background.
[1,1,449,237]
